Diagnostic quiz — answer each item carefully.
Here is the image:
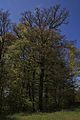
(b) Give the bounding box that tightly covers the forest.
[0,4,80,116]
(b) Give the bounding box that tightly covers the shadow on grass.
[0,116,16,120]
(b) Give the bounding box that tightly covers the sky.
[0,0,80,47]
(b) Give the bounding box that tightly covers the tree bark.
[32,70,35,112]
[39,62,44,111]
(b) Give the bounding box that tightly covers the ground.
[4,109,80,120]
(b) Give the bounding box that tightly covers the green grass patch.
[7,110,80,120]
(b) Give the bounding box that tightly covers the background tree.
[0,5,77,114]
[0,10,11,114]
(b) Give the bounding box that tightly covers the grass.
[6,109,80,120]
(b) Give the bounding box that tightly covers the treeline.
[0,5,79,114]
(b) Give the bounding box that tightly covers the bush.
[21,98,33,112]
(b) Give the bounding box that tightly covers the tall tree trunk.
[0,60,4,114]
[32,70,35,112]
[45,78,48,111]
[0,39,4,114]
[39,62,44,111]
